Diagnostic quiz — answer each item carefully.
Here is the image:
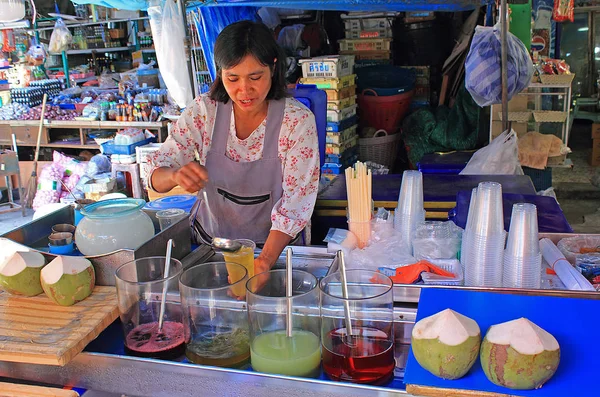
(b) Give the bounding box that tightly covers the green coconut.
[480,318,560,390]
[41,256,95,306]
[411,308,481,380]
[0,251,46,296]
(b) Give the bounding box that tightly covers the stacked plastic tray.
[298,55,358,181]
[338,12,398,69]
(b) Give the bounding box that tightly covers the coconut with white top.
[411,308,481,380]
[40,256,95,306]
[0,251,46,296]
[480,317,560,390]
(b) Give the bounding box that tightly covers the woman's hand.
[171,162,209,193]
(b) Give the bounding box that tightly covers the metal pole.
[500,0,509,132]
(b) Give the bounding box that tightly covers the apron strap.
[211,100,233,154]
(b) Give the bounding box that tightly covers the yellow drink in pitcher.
[224,239,256,297]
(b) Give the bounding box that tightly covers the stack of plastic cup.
[393,170,425,254]
[460,188,478,268]
[462,182,505,287]
[502,203,542,289]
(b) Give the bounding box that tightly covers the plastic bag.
[465,24,533,107]
[557,236,600,264]
[32,164,64,210]
[553,0,574,23]
[48,19,73,54]
[26,44,47,66]
[148,0,193,108]
[460,129,524,175]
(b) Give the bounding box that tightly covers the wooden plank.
[406,384,516,397]
[0,381,79,397]
[0,286,119,366]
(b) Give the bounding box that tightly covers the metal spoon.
[212,237,242,252]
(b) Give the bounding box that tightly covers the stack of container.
[338,12,397,68]
[298,55,358,181]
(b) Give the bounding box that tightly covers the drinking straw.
[286,247,293,337]
[338,250,353,337]
[158,239,174,332]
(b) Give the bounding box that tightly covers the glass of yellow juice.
[223,239,256,296]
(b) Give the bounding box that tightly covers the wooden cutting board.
[0,381,79,396]
[0,286,119,366]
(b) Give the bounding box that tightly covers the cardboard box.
[491,121,527,140]
[132,50,144,68]
[591,138,600,166]
[592,123,600,140]
[0,161,52,189]
[491,96,529,121]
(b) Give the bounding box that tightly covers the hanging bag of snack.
[48,18,72,54]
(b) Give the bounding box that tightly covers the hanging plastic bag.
[148,0,193,108]
[460,129,524,175]
[48,19,72,54]
[465,24,533,107]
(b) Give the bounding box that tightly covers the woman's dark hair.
[209,20,288,103]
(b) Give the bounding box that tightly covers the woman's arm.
[147,97,213,192]
[270,103,320,238]
[255,230,293,274]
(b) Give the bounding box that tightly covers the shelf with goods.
[489,79,574,169]
[186,9,213,96]
[0,119,168,151]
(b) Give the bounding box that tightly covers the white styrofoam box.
[299,55,355,79]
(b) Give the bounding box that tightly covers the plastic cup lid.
[144,195,197,212]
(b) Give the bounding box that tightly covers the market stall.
[1,1,597,397]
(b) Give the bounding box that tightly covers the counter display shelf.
[0,120,169,150]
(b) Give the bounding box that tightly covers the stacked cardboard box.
[298,55,358,181]
[339,13,396,67]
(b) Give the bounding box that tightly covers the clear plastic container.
[75,198,155,256]
[179,262,250,368]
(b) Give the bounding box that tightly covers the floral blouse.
[147,95,320,237]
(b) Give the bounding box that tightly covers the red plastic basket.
[357,89,414,133]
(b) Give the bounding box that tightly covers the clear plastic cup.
[179,262,250,368]
[222,239,256,279]
[397,170,423,217]
[502,252,542,289]
[348,220,372,249]
[156,208,187,231]
[115,257,184,360]
[471,182,504,237]
[505,203,539,258]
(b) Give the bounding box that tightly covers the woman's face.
[221,54,273,115]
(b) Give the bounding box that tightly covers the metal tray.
[0,206,191,286]
[325,233,600,304]
[0,246,419,396]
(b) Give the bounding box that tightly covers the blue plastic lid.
[81,198,146,219]
[144,195,197,213]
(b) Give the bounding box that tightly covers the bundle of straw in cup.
[345,162,372,249]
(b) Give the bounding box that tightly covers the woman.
[148,21,320,276]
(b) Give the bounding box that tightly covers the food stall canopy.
[69,0,491,12]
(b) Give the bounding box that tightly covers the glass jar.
[75,198,155,256]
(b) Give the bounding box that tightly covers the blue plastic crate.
[289,84,327,168]
[101,137,157,155]
[321,163,345,175]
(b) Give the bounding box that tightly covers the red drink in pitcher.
[322,326,395,384]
